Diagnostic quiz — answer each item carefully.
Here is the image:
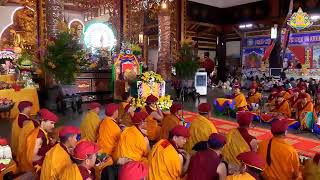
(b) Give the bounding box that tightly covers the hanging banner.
[287,7,313,31]
[243,32,320,47]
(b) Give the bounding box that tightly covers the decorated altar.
[113,49,141,99]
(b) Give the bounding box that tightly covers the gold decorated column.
[157,6,171,80]
[46,0,64,38]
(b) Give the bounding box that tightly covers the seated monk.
[187,133,227,180]
[40,126,80,180]
[113,111,150,164]
[144,94,162,141]
[247,85,262,112]
[80,102,101,142]
[26,109,59,174]
[160,103,183,139]
[299,85,312,102]
[226,152,266,180]
[97,103,122,155]
[222,111,258,172]
[289,89,300,111]
[278,86,292,100]
[261,94,291,123]
[145,94,164,122]
[303,153,320,180]
[149,125,191,180]
[11,101,33,155]
[119,93,134,127]
[184,103,217,153]
[119,161,148,180]
[232,84,248,111]
[297,94,316,130]
[258,120,300,180]
[60,141,99,179]
[264,88,278,112]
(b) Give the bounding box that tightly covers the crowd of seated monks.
[6,92,320,180]
[230,83,320,134]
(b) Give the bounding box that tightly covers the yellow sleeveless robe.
[148,139,182,180]
[97,117,121,155]
[222,129,251,166]
[159,114,180,139]
[17,121,36,172]
[60,164,83,180]
[11,115,20,155]
[80,110,101,142]
[112,126,148,163]
[40,143,72,180]
[184,115,217,153]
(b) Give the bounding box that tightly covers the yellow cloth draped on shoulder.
[97,117,121,155]
[60,164,83,180]
[184,115,217,153]
[11,115,20,155]
[226,172,256,180]
[159,114,180,139]
[234,93,248,110]
[222,129,251,166]
[26,127,41,169]
[40,143,73,180]
[145,115,161,141]
[112,126,148,163]
[80,110,101,142]
[17,121,36,172]
[148,139,182,180]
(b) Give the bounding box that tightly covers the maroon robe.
[187,149,220,180]
[238,127,255,150]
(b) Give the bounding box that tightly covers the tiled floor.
[0,86,319,141]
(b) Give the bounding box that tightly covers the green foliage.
[17,51,33,66]
[44,32,87,84]
[173,42,199,79]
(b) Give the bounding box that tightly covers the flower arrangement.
[138,71,163,84]
[131,97,146,108]
[0,98,14,112]
[157,95,173,111]
[44,32,88,84]
[130,44,142,56]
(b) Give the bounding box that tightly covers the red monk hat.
[38,108,59,123]
[170,125,190,138]
[131,111,149,125]
[73,141,100,160]
[59,126,81,138]
[0,137,8,146]
[170,103,182,114]
[119,161,148,180]
[88,102,101,110]
[18,101,33,112]
[208,133,226,149]
[105,103,119,116]
[146,94,158,103]
[237,111,254,127]
[271,88,278,94]
[198,103,211,114]
[271,119,289,134]
[237,151,266,171]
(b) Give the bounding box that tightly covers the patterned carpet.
[183,111,320,158]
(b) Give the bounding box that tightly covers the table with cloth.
[0,74,15,83]
[0,88,40,119]
[213,98,235,116]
